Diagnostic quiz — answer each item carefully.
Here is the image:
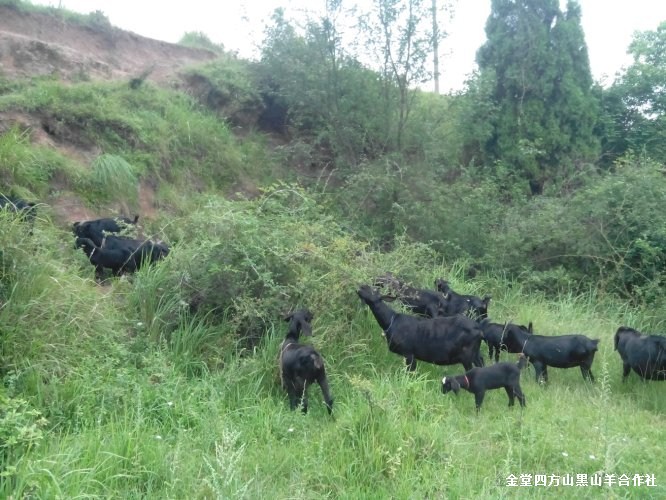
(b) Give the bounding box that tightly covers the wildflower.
[562,452,569,457]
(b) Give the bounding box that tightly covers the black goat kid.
[442,356,527,412]
[279,310,333,414]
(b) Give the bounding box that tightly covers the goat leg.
[474,391,485,412]
[316,372,334,415]
[622,363,631,382]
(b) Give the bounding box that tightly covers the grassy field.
[1,204,664,500]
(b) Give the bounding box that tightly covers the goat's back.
[280,343,325,383]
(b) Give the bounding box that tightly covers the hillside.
[0,4,216,83]
[0,3,273,226]
[1,3,665,499]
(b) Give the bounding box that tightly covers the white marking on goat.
[442,377,447,385]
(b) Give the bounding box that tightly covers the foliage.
[359,0,449,151]
[473,0,600,193]
[182,57,264,128]
[257,5,446,168]
[178,31,225,54]
[0,391,46,486]
[600,22,666,166]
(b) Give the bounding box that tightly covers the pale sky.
[30,0,666,92]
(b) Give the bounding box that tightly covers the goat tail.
[517,354,528,370]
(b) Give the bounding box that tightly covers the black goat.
[479,319,533,363]
[76,235,169,278]
[279,309,333,414]
[374,272,448,318]
[76,237,137,277]
[614,327,666,381]
[502,326,599,383]
[357,285,484,372]
[442,355,527,412]
[73,215,139,246]
[435,278,491,319]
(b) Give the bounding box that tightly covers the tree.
[600,21,666,166]
[258,7,394,166]
[475,0,599,194]
[360,0,451,151]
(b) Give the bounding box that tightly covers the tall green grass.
[1,191,664,498]
[0,80,277,194]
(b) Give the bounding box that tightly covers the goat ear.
[283,313,293,322]
[300,319,313,336]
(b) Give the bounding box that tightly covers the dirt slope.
[0,4,216,83]
[0,5,223,224]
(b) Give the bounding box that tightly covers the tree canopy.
[475,0,599,193]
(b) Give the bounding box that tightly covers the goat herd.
[281,273,666,414]
[1,194,170,279]
[2,195,665,415]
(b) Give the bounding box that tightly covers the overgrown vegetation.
[1,0,665,497]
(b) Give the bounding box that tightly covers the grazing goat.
[76,237,136,276]
[479,319,533,363]
[76,235,169,278]
[614,327,666,381]
[72,215,139,246]
[435,278,491,319]
[374,272,448,318]
[279,309,333,414]
[357,285,484,371]
[501,326,599,383]
[442,355,527,412]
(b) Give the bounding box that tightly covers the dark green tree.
[600,21,666,166]
[475,0,599,194]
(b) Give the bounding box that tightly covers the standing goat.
[614,327,666,381]
[357,285,484,372]
[374,272,448,318]
[435,278,491,319]
[279,309,333,414]
[501,326,599,383]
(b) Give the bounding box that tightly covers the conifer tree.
[476,0,599,193]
